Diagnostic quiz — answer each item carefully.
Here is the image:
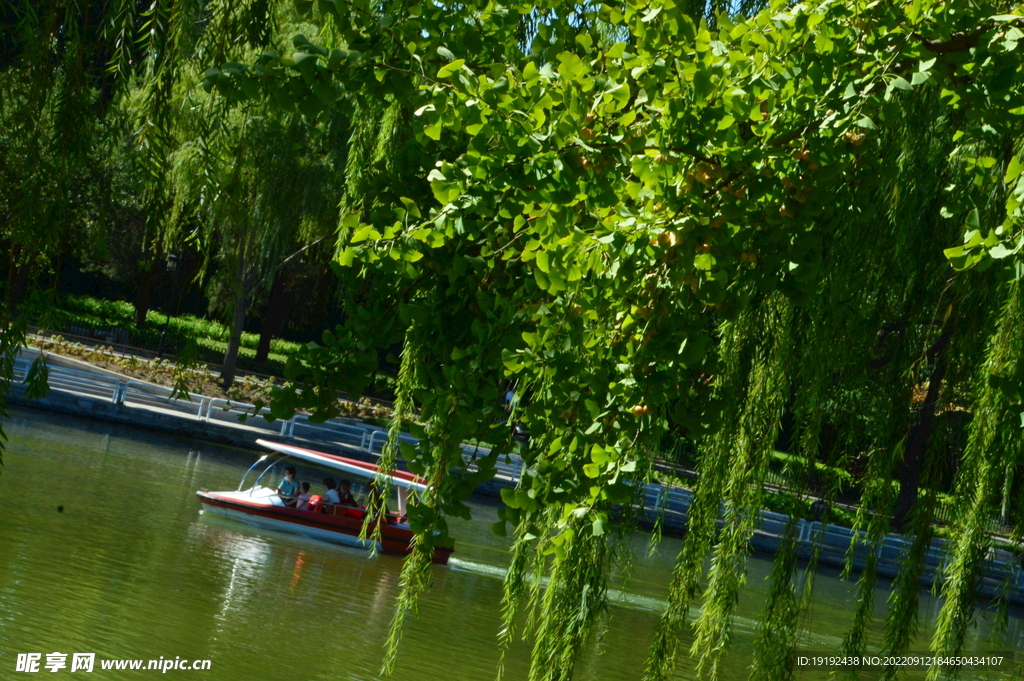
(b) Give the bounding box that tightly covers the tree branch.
[915,26,989,54]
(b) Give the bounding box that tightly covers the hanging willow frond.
[381,392,460,675]
[930,282,1024,675]
[362,324,420,551]
[691,296,792,678]
[527,515,609,681]
[643,306,756,681]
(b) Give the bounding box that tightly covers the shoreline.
[7,349,1024,607]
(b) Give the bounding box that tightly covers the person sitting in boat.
[276,467,300,507]
[321,477,341,513]
[294,482,312,511]
[337,479,357,508]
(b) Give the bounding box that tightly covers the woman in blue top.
[276,467,300,507]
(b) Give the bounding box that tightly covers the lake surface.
[0,407,1021,680]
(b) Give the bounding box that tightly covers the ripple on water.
[1,408,1021,681]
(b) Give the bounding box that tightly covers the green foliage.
[242,0,1024,678]
[5,1,1024,680]
[41,294,302,361]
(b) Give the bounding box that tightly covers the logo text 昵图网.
[16,653,212,673]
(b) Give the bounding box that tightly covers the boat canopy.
[255,439,428,492]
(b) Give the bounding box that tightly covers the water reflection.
[0,406,1021,681]
[213,531,274,626]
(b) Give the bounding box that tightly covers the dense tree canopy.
[4,1,1024,680]
[1,0,348,385]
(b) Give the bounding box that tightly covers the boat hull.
[196,490,452,565]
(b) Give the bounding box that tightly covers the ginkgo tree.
[4,0,1024,679]
[198,0,1024,679]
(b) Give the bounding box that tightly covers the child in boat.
[276,467,300,507]
[337,479,357,508]
[322,478,341,512]
[294,482,312,511]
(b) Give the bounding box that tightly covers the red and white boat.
[196,439,453,564]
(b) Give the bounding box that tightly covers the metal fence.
[9,358,530,481]
[65,325,133,347]
[10,356,1024,595]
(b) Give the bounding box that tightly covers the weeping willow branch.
[749,371,827,681]
[362,325,419,551]
[381,391,459,676]
[749,521,801,681]
[643,297,761,681]
[929,282,1024,677]
[496,524,536,681]
[690,296,792,680]
[527,515,609,681]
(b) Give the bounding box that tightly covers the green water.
[0,407,1020,680]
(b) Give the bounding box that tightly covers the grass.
[33,293,399,400]
[30,334,399,423]
[60,294,301,353]
[37,294,303,376]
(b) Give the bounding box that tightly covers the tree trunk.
[1000,464,1013,526]
[220,256,247,389]
[892,327,953,531]
[133,259,155,327]
[49,250,63,292]
[8,249,37,315]
[2,241,17,324]
[255,274,290,363]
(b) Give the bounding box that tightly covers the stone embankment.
[9,348,1024,605]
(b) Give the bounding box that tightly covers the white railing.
[460,443,524,484]
[643,484,692,515]
[12,359,29,383]
[120,380,208,416]
[290,414,373,450]
[10,356,1024,595]
[10,357,534,481]
[44,363,121,402]
[365,428,420,454]
[202,398,280,433]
